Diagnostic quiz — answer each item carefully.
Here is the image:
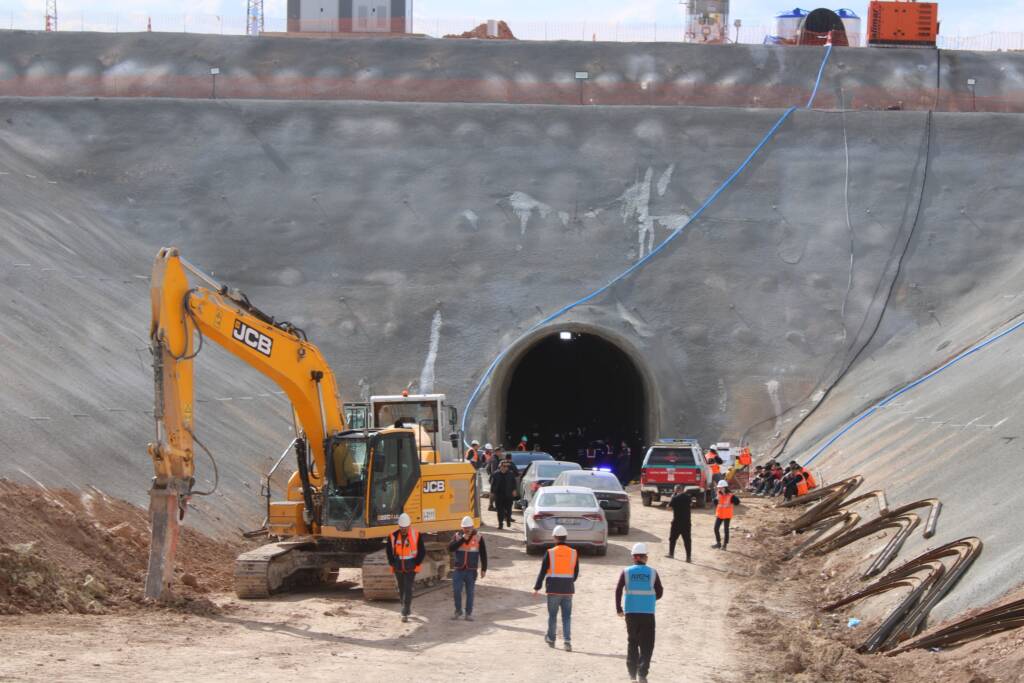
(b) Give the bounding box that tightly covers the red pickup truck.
[640,439,713,508]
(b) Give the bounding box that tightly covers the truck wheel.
[526,543,543,556]
[694,491,707,508]
[619,523,630,534]
[595,545,608,556]
[641,492,653,507]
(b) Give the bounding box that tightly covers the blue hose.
[460,45,835,441]
[802,314,1024,467]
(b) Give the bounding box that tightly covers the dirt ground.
[1,486,1022,682]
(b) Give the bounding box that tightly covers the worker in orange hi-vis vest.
[711,480,742,551]
[736,446,753,490]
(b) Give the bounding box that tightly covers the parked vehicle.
[553,469,631,534]
[713,441,735,468]
[508,450,554,480]
[523,486,608,556]
[640,438,713,508]
[517,460,582,508]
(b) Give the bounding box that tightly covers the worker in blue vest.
[615,543,664,683]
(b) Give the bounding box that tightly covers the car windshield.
[512,452,553,467]
[647,448,697,466]
[374,400,438,433]
[537,492,597,509]
[535,462,580,479]
[559,473,623,491]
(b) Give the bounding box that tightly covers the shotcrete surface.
[1,44,1023,622]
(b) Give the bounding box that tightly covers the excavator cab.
[323,429,420,531]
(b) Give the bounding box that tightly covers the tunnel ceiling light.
[559,331,572,341]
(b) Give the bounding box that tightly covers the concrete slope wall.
[2,31,1024,111]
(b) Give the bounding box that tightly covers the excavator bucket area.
[144,485,181,601]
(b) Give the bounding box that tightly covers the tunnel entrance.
[501,331,648,477]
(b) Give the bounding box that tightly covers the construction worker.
[517,435,529,451]
[386,513,426,622]
[533,525,578,652]
[736,446,753,489]
[712,480,741,551]
[706,446,724,488]
[616,543,664,683]
[465,439,481,467]
[490,458,519,529]
[665,484,692,562]
[447,516,487,621]
[616,440,632,485]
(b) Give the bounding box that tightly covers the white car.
[523,485,608,556]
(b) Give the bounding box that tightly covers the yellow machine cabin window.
[368,433,420,527]
[324,439,369,529]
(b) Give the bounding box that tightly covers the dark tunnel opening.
[503,331,647,478]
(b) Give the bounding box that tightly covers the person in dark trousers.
[711,480,741,550]
[616,543,664,683]
[447,515,487,620]
[616,440,632,485]
[533,525,579,651]
[386,513,426,622]
[490,458,519,529]
[665,485,693,562]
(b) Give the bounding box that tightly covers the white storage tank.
[836,8,861,46]
[774,7,808,42]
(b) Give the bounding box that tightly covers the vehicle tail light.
[530,482,540,492]
[583,513,604,521]
[533,512,554,520]
[613,493,629,501]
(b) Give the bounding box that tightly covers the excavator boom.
[145,247,344,599]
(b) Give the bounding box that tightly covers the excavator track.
[361,540,452,601]
[234,540,318,598]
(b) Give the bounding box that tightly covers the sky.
[0,0,1018,37]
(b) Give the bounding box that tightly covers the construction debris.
[444,20,516,40]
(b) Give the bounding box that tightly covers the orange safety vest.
[716,492,735,520]
[796,477,809,496]
[802,468,817,490]
[466,447,479,463]
[738,449,752,467]
[453,533,481,571]
[389,529,422,574]
[709,461,721,475]
[545,544,578,595]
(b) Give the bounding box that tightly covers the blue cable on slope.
[802,314,1024,467]
[460,45,834,440]
[807,43,833,109]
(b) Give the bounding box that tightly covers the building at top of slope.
[0,30,1021,112]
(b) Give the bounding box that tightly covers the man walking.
[712,480,741,550]
[465,439,481,467]
[533,525,578,652]
[448,515,487,621]
[616,543,663,683]
[386,513,425,622]
[666,485,693,563]
[490,458,519,529]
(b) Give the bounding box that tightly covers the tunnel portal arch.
[487,324,659,473]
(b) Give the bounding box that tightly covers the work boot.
[664,553,674,559]
[721,545,728,551]
[638,675,648,683]
[564,642,572,652]
[464,614,474,621]
[686,556,692,563]
[711,543,721,549]
[401,615,409,623]
[451,610,463,620]
[545,637,555,648]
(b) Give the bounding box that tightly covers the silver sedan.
[523,486,608,556]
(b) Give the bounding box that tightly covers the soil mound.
[0,479,242,614]
[445,20,516,40]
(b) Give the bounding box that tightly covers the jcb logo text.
[422,480,446,493]
[232,320,273,357]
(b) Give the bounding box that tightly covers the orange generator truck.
[868,1,939,48]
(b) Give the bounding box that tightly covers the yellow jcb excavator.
[145,247,479,600]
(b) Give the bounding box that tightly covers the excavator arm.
[145,247,345,599]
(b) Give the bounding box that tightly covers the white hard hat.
[398,513,412,527]
[461,516,474,528]
[552,525,568,538]
[631,543,648,555]
[471,439,480,446]
[484,443,493,450]
[716,479,729,489]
